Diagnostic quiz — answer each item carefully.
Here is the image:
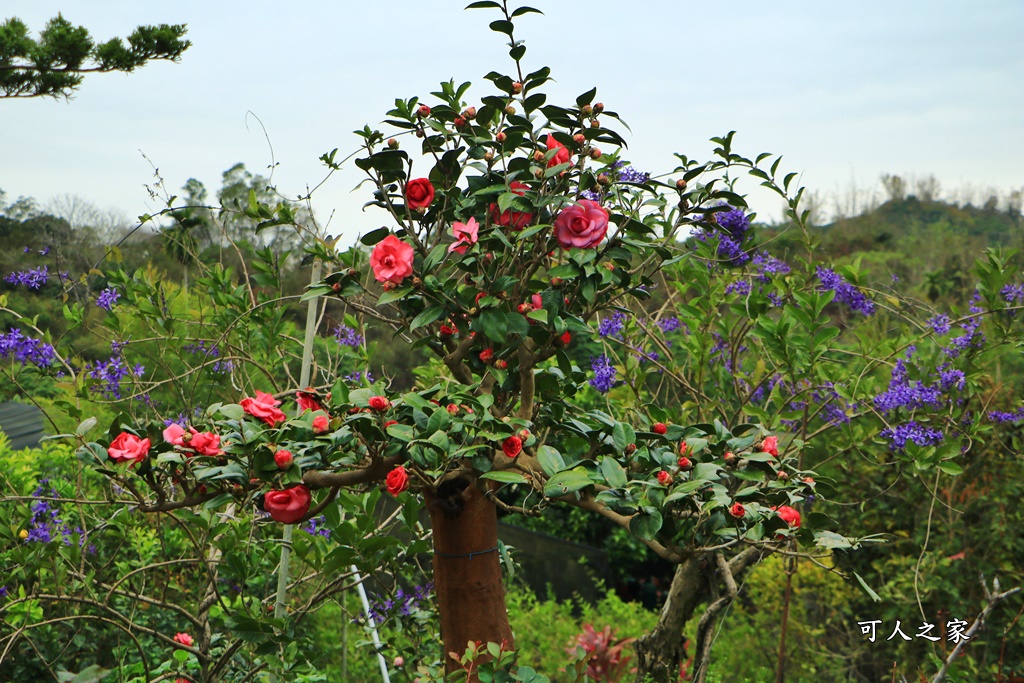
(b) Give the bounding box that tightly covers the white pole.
[353,564,392,683]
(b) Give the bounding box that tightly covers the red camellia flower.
[653,422,668,435]
[384,420,398,428]
[446,404,459,415]
[545,134,570,168]
[370,234,415,285]
[773,505,801,528]
[405,178,435,210]
[761,435,779,457]
[439,323,457,337]
[490,181,534,230]
[107,432,150,466]
[554,200,609,249]
[656,470,673,486]
[312,415,329,433]
[368,396,391,412]
[274,449,294,469]
[502,435,522,459]
[264,485,311,524]
[241,390,287,427]
[386,466,409,496]
[729,502,745,519]
[479,348,494,364]
[173,632,194,647]
[559,331,572,346]
[296,390,323,413]
[163,424,222,456]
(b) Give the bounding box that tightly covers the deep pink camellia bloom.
[108,432,150,466]
[274,449,294,469]
[729,502,745,519]
[761,435,779,457]
[240,390,286,427]
[296,390,323,413]
[386,466,410,496]
[368,396,391,412]
[173,632,194,647]
[448,217,480,255]
[773,505,801,528]
[264,485,311,524]
[370,234,415,285]
[312,415,329,433]
[554,200,609,249]
[490,181,534,229]
[405,178,435,210]
[545,134,570,168]
[163,424,222,456]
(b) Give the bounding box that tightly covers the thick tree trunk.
[634,557,708,683]
[427,476,513,675]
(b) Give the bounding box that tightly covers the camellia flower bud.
[533,151,545,163]
[496,131,507,143]
[511,81,523,94]
[454,116,467,128]
[417,104,431,117]
[573,133,586,145]
[534,168,544,179]
[653,422,668,435]
[446,404,459,415]
[624,443,637,456]
[677,456,692,470]
[463,106,477,119]
[777,470,789,481]
[331,282,341,292]
[589,147,602,160]
[581,104,593,116]
[679,442,689,456]
[387,138,399,149]
[494,359,508,369]
[274,449,294,469]
[590,119,600,128]
[549,277,563,287]
[517,302,533,314]
[597,174,611,186]
[484,151,494,163]
[804,476,815,484]
[723,452,738,467]
[415,129,424,138]
[676,178,688,191]
[394,656,405,668]
[656,470,673,486]
[479,348,495,363]
[505,105,516,116]
[593,102,604,114]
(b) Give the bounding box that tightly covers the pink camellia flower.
[107,432,150,466]
[386,466,410,496]
[773,505,801,528]
[405,178,435,210]
[264,485,311,524]
[296,390,323,413]
[368,396,391,412]
[729,502,745,519]
[448,217,479,255]
[240,390,287,427]
[531,293,543,309]
[163,424,221,456]
[490,181,534,230]
[173,632,194,647]
[370,234,415,285]
[554,200,609,249]
[312,415,329,433]
[545,134,570,168]
[761,435,779,458]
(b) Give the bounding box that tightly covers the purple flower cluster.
[164,413,189,428]
[873,357,945,414]
[589,355,617,393]
[0,328,57,368]
[579,189,602,202]
[4,266,49,290]
[25,480,84,546]
[598,310,627,338]
[928,314,951,335]
[183,339,233,374]
[334,324,364,348]
[613,161,650,184]
[1001,283,1024,305]
[657,316,683,334]
[944,295,984,358]
[86,342,144,400]
[345,369,374,384]
[987,407,1024,423]
[725,280,751,296]
[95,287,120,311]
[879,421,944,451]
[752,252,790,282]
[812,383,856,425]
[697,206,753,266]
[815,267,875,316]
[301,515,331,539]
[365,583,433,625]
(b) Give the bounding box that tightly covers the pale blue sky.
[2,1,1022,243]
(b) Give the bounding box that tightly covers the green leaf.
[601,457,628,488]
[612,422,636,452]
[543,467,592,497]
[480,470,528,484]
[537,445,565,476]
[853,572,882,602]
[629,510,663,541]
[511,6,543,17]
[410,304,445,331]
[361,227,391,246]
[465,0,502,8]
[663,480,706,503]
[377,287,412,305]
[489,19,515,36]
[576,87,597,107]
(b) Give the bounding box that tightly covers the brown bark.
[426,476,514,675]
[634,557,708,683]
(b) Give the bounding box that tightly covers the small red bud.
[597,174,611,186]
[550,277,564,287]
[656,470,673,486]
[533,151,545,163]
[274,449,293,469]
[803,476,815,484]
[454,116,467,128]
[590,119,600,128]
[777,470,789,481]
[415,129,424,138]
[652,422,667,435]
[517,303,533,314]
[387,138,399,149]
[494,359,508,370]
[463,106,477,119]
[589,147,602,160]
[581,104,593,116]
[417,105,431,117]
[676,178,688,191]
[593,102,604,114]
[495,131,507,143]
[447,404,459,415]
[678,456,693,470]
[624,443,637,456]
[484,151,494,163]
[504,105,516,116]
[723,452,738,466]
[573,133,586,145]
[331,282,341,292]
[512,82,523,94]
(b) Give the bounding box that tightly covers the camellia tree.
[3,3,1023,682]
